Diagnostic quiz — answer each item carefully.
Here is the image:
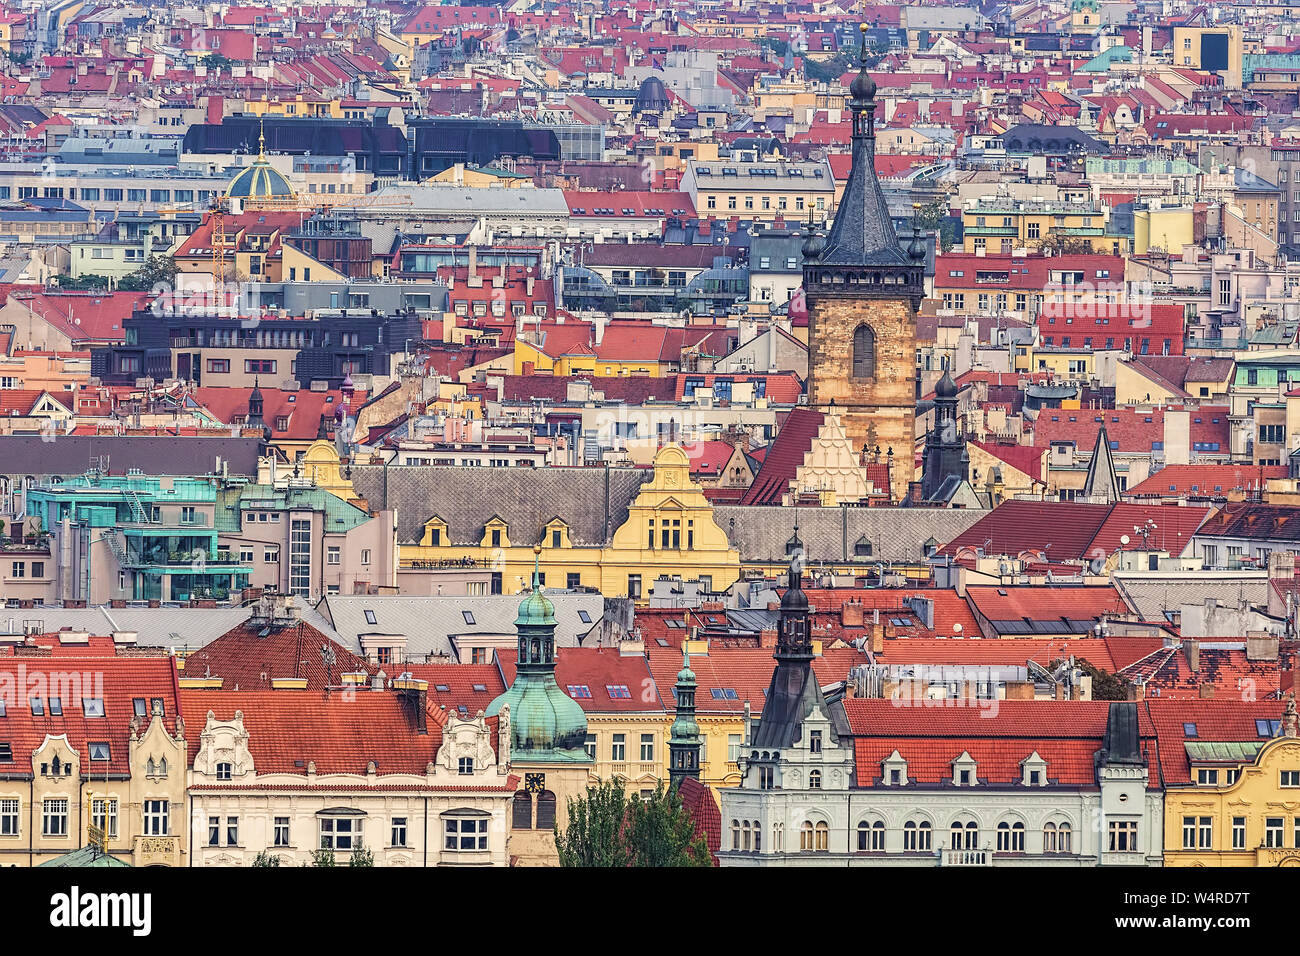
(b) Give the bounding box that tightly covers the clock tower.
[486,548,594,865]
[802,25,927,502]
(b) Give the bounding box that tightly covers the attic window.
[1183,722,1198,738]
[82,698,104,717]
[578,610,592,624]
[0,743,9,762]
[710,688,738,700]
[606,685,631,699]
[462,611,476,625]
[133,698,147,717]
[88,742,111,761]
[1257,719,1282,738]
[435,684,451,693]
[567,685,591,698]
[364,610,377,625]
[472,684,487,693]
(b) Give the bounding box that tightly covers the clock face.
[525,773,546,794]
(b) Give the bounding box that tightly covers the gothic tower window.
[852,324,876,380]
[512,791,533,829]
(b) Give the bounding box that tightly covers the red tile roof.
[844,699,1159,788]
[180,688,441,774]
[1146,698,1287,786]
[1127,464,1287,499]
[738,407,824,505]
[0,656,181,777]
[181,620,374,691]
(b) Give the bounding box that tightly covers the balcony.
[133,834,180,867]
[941,848,990,866]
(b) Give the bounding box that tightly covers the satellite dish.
[1120,534,1130,546]
[953,623,963,634]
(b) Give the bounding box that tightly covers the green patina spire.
[486,546,590,764]
[669,645,702,789]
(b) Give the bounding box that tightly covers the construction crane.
[210,195,232,285]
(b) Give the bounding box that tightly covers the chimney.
[1184,638,1200,673]
[841,599,865,628]
[759,627,778,648]
[394,676,429,733]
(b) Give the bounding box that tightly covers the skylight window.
[364,610,377,625]
[567,685,592,699]
[606,685,631,699]
[710,688,738,700]
[462,611,476,625]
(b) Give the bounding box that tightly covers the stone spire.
[1083,425,1121,503]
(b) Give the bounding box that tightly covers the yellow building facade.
[1164,721,1300,866]
[400,445,741,601]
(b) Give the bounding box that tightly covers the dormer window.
[216,762,232,780]
[952,751,977,786]
[1022,751,1048,786]
[882,750,908,786]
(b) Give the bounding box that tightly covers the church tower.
[668,647,702,790]
[802,25,926,503]
[921,366,970,500]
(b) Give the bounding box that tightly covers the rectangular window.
[392,817,407,847]
[444,816,488,851]
[612,734,626,761]
[640,734,655,762]
[627,574,641,599]
[1232,817,1246,850]
[0,798,18,835]
[289,517,311,597]
[1108,820,1138,852]
[319,817,359,850]
[275,817,291,847]
[143,800,169,836]
[327,546,340,565]
[1283,770,1300,787]
[43,799,68,837]
[1266,817,1285,848]
[208,816,220,847]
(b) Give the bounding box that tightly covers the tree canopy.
[555,779,711,867]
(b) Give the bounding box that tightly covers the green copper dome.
[485,549,590,764]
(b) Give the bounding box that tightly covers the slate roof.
[320,594,603,661]
[1191,504,1300,542]
[1112,570,1268,621]
[0,436,262,479]
[350,463,652,545]
[718,504,988,564]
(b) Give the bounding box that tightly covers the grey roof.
[358,184,571,216]
[1112,571,1268,622]
[350,464,652,545]
[716,505,989,563]
[0,603,342,653]
[0,436,262,480]
[818,122,911,267]
[319,594,603,661]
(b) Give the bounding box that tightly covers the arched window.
[950,819,978,849]
[997,820,1025,852]
[808,769,822,790]
[856,820,885,852]
[535,790,557,830]
[741,820,752,851]
[904,819,932,851]
[512,791,533,830]
[731,819,740,850]
[752,820,761,853]
[852,324,876,380]
[773,822,784,851]
[814,821,829,851]
[800,820,814,851]
[1044,822,1057,853]
[1046,821,1072,853]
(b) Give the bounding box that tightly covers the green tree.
[348,846,374,867]
[556,779,631,867]
[251,850,281,867]
[202,52,235,72]
[556,779,711,867]
[117,255,179,292]
[54,273,112,291]
[1053,657,1134,701]
[624,783,711,867]
[309,848,336,867]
